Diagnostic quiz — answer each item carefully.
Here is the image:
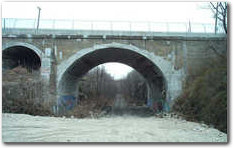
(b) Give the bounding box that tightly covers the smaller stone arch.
[2,42,44,71]
[2,42,45,59]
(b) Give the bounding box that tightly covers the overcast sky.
[2,2,216,79]
[3,2,214,23]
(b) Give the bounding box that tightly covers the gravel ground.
[2,113,227,142]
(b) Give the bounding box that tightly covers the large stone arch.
[57,42,184,105]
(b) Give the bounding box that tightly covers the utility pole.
[36,7,41,32]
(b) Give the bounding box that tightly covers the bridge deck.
[2,28,226,40]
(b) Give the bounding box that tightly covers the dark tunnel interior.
[2,46,41,71]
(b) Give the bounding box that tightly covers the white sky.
[102,63,133,80]
[2,1,216,79]
[2,2,214,23]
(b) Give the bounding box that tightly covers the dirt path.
[2,113,227,142]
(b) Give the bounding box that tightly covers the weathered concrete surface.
[2,113,227,142]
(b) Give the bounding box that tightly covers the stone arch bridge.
[2,29,227,110]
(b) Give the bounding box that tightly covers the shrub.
[173,56,227,133]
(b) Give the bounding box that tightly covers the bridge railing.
[2,18,225,34]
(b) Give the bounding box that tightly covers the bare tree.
[210,2,227,34]
[78,66,117,100]
[118,70,147,106]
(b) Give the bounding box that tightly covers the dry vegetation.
[173,55,227,133]
[63,96,114,118]
[2,66,54,116]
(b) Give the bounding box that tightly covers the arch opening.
[3,46,41,72]
[58,46,169,114]
[73,63,150,117]
[78,63,148,103]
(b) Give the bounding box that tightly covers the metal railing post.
[13,18,17,29]
[203,24,206,33]
[52,19,55,30]
[3,18,6,33]
[72,19,74,30]
[166,22,169,32]
[91,21,93,32]
[148,22,151,33]
[110,21,113,34]
[129,22,132,33]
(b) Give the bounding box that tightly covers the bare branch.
[217,16,224,21]
[219,2,225,11]
[210,2,227,34]
[210,2,217,9]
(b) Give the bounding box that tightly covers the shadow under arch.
[57,43,178,112]
[2,42,44,71]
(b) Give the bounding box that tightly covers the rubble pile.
[65,97,113,118]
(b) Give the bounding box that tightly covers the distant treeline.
[78,65,147,106]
